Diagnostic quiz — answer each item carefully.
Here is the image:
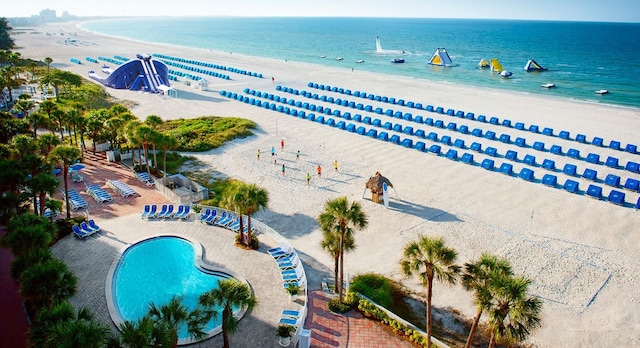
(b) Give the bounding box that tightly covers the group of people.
[257,139,339,185]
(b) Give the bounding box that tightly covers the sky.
[5,0,640,23]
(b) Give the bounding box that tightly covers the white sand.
[15,22,640,347]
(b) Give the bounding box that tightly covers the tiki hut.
[365,172,393,203]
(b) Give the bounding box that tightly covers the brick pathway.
[305,291,414,348]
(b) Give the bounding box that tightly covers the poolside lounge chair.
[141,205,151,219]
[160,205,174,219]
[269,243,292,259]
[178,205,191,220]
[199,208,212,222]
[282,278,306,289]
[72,225,89,239]
[279,317,299,327]
[85,183,114,204]
[156,205,168,219]
[227,217,241,232]
[215,212,234,227]
[173,205,185,219]
[278,253,300,270]
[204,209,219,224]
[147,205,158,219]
[107,180,138,197]
[136,172,156,186]
[88,220,101,233]
[80,222,98,236]
[281,309,301,319]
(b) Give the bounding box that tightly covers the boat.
[595,89,609,95]
[355,60,364,64]
[391,58,405,64]
[319,55,326,58]
[541,83,556,88]
[335,57,344,61]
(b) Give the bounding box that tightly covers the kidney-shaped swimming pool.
[106,235,245,344]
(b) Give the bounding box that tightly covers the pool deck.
[44,151,414,347]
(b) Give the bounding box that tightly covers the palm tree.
[109,315,173,348]
[38,99,57,128]
[49,145,81,219]
[19,257,77,311]
[148,296,213,348]
[485,275,542,348]
[461,253,513,348]
[400,235,460,348]
[320,225,355,294]
[29,301,108,348]
[28,172,60,217]
[145,115,163,172]
[44,57,53,74]
[37,132,61,157]
[50,109,66,141]
[134,124,156,176]
[156,133,178,177]
[235,183,269,246]
[317,196,368,300]
[199,278,257,348]
[2,213,56,257]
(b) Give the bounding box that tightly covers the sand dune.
[14,22,640,347]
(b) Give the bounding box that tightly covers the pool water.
[113,236,229,340]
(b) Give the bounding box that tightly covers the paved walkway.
[305,291,414,348]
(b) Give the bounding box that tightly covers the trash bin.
[298,329,311,348]
[106,150,115,162]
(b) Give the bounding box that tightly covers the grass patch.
[158,116,256,152]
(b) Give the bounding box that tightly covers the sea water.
[81,17,640,109]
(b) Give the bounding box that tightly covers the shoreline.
[14,22,640,347]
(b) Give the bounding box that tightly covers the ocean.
[81,17,640,109]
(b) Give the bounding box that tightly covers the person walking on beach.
[317,165,322,178]
[333,160,338,172]
[281,139,285,151]
[271,146,275,157]
[306,172,311,185]
[296,150,300,160]
[282,164,285,176]
[272,77,275,83]
[257,149,261,160]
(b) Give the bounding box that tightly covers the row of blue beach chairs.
[303,81,638,154]
[198,208,253,234]
[61,189,88,210]
[141,204,191,220]
[222,87,640,208]
[106,180,138,197]
[273,85,639,167]
[72,220,101,239]
[268,242,307,291]
[238,87,640,183]
[153,53,263,78]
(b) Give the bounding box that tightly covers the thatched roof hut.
[365,172,393,193]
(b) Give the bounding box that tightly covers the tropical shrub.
[327,297,351,313]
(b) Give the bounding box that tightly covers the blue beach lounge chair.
[72,225,89,239]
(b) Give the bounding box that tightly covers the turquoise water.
[113,236,228,340]
[81,17,640,109]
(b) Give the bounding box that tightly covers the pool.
[106,235,245,345]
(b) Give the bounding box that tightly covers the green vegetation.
[350,273,396,308]
[158,117,256,152]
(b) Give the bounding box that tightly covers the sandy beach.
[14,22,640,347]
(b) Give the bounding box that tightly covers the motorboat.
[356,60,365,63]
[541,83,556,88]
[595,89,609,95]
[319,55,326,58]
[391,58,405,63]
[499,70,513,78]
[335,57,344,61]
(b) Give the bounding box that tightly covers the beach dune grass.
[158,117,256,152]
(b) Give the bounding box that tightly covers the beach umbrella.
[69,163,85,172]
[365,172,393,193]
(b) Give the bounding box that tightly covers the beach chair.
[541,159,555,170]
[173,205,185,219]
[583,168,598,181]
[279,317,299,327]
[586,153,600,164]
[156,205,168,219]
[563,179,579,193]
[542,174,557,187]
[550,145,562,155]
[141,205,151,219]
[72,225,89,239]
[636,197,640,210]
[485,147,498,157]
[523,154,536,166]
[533,141,545,151]
[79,222,96,236]
[607,190,625,205]
[624,178,640,192]
[216,212,234,227]
[604,174,620,187]
[179,206,191,219]
[88,220,101,233]
[481,159,494,171]
[626,161,640,173]
[563,164,577,176]
[204,209,219,224]
[499,163,513,176]
[625,144,637,154]
[268,242,291,258]
[605,156,619,168]
[227,217,241,232]
[164,205,175,219]
[281,310,302,319]
[586,184,603,199]
[199,208,212,222]
[519,168,534,181]
[145,205,158,219]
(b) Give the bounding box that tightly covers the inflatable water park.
[88,54,172,94]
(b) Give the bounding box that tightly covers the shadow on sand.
[383,198,462,223]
